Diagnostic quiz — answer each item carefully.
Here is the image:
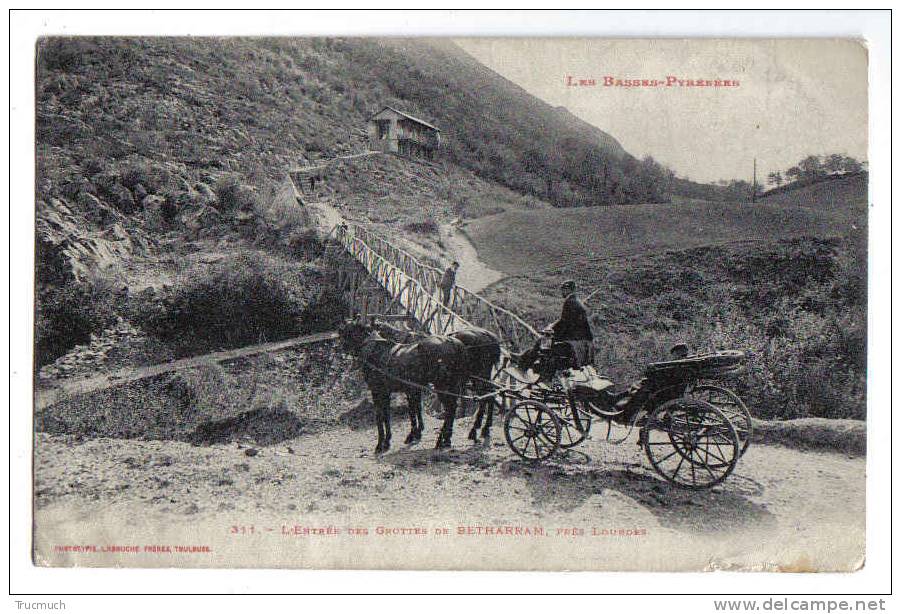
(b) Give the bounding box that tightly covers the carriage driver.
[515,279,595,375]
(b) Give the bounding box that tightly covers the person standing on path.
[439,261,460,307]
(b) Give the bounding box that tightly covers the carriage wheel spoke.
[537,422,557,440]
[699,445,728,465]
[509,432,529,444]
[693,445,720,480]
[708,432,735,446]
[670,455,686,481]
[700,458,718,481]
[711,433,734,462]
[654,448,680,464]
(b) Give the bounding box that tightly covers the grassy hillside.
[33,37,868,425]
[758,173,867,214]
[36,36,639,212]
[464,197,860,275]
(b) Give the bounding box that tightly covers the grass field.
[464,175,866,275]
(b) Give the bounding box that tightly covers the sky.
[454,38,868,184]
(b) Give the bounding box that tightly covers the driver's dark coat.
[551,293,594,342]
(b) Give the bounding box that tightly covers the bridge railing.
[333,223,539,353]
[338,230,471,336]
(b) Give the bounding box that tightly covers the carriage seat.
[561,366,614,395]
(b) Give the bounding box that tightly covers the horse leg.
[405,390,423,444]
[480,397,495,443]
[436,391,459,449]
[413,390,424,440]
[468,392,484,442]
[469,373,495,442]
[372,389,390,454]
[383,395,392,451]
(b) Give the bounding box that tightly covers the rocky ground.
[33,418,865,571]
[37,317,166,383]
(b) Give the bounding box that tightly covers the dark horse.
[338,319,469,452]
[373,320,502,443]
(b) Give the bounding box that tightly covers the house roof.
[369,106,440,132]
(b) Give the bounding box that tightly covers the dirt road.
[34,410,864,571]
[439,223,504,292]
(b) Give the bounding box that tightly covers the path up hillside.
[290,152,547,264]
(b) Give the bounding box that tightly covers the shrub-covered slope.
[482,233,867,420]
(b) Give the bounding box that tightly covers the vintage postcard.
[32,36,868,571]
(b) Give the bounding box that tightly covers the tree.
[785,166,802,183]
[798,155,824,179]
[824,153,845,174]
[638,155,669,202]
[722,179,754,202]
[841,156,863,173]
[767,171,783,187]
[521,146,563,203]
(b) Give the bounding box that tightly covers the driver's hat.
[560,279,577,292]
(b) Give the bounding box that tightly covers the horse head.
[338,317,374,355]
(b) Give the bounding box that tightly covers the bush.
[118,156,175,194]
[241,182,322,259]
[130,251,336,356]
[34,238,124,367]
[404,216,439,235]
[304,135,331,155]
[213,175,258,212]
[283,228,322,260]
[35,277,119,367]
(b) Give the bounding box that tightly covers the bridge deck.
[328,214,538,353]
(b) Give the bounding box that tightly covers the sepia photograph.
[16,10,888,588]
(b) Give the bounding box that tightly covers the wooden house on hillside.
[368,107,441,160]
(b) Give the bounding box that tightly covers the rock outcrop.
[36,197,152,281]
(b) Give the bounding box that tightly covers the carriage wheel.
[642,398,739,489]
[689,385,752,458]
[553,397,593,448]
[504,400,562,461]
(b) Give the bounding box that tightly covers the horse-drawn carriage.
[339,318,752,490]
[493,336,752,489]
